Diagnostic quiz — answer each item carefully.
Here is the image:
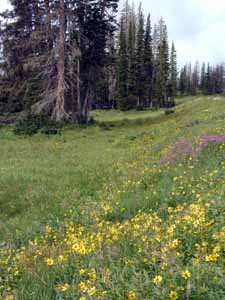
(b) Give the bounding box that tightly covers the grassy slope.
[0,96,225,300]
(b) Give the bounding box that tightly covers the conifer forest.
[0,1,225,300]
[1,0,224,123]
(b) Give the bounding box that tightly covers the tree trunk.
[76,54,81,119]
[52,0,67,121]
[33,0,41,32]
[82,87,92,124]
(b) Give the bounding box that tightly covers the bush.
[14,114,62,136]
[117,95,139,111]
[41,121,62,135]
[165,109,175,115]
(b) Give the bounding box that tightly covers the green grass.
[0,95,225,300]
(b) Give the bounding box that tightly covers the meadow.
[0,96,225,300]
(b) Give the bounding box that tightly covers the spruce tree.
[200,62,206,93]
[127,14,136,98]
[169,42,177,102]
[143,14,153,107]
[191,61,200,95]
[205,63,212,94]
[155,20,170,107]
[117,18,128,110]
[135,3,145,108]
[179,66,187,95]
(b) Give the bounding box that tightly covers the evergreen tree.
[135,3,145,108]
[179,61,225,96]
[121,0,132,37]
[169,42,177,102]
[117,18,128,110]
[205,63,212,94]
[191,61,200,95]
[179,66,187,95]
[186,63,192,95]
[200,62,206,93]
[127,12,136,97]
[155,19,170,107]
[143,14,153,107]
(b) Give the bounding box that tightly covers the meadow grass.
[0,96,225,300]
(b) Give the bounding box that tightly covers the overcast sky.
[1,0,225,65]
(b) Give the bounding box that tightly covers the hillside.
[0,96,225,300]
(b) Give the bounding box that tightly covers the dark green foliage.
[179,61,225,96]
[0,0,119,123]
[14,114,62,136]
[200,62,206,92]
[143,14,153,106]
[127,17,136,97]
[179,66,187,95]
[117,18,128,110]
[169,42,177,99]
[156,38,170,106]
[135,4,145,108]
[154,18,170,107]
[164,109,175,115]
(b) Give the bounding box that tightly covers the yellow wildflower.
[57,283,70,292]
[181,270,191,280]
[79,268,86,275]
[5,295,14,300]
[88,268,96,281]
[78,281,88,293]
[169,290,178,300]
[58,255,65,263]
[45,258,54,266]
[153,275,163,285]
[127,290,136,300]
[88,286,97,295]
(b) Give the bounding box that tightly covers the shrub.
[14,114,61,136]
[40,121,62,135]
[165,109,175,115]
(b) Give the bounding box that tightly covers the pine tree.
[127,13,136,97]
[205,63,212,94]
[169,42,177,103]
[191,61,200,95]
[121,0,132,37]
[155,19,170,107]
[143,13,153,107]
[0,0,37,111]
[135,3,145,108]
[200,62,206,93]
[179,66,187,95]
[186,63,192,95]
[117,18,128,110]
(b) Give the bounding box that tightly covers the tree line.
[179,62,225,96]
[0,1,224,125]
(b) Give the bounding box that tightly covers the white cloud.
[0,0,10,11]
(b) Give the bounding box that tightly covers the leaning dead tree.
[52,0,67,121]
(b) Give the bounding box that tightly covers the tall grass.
[0,96,225,300]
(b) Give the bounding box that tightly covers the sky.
[1,0,225,65]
